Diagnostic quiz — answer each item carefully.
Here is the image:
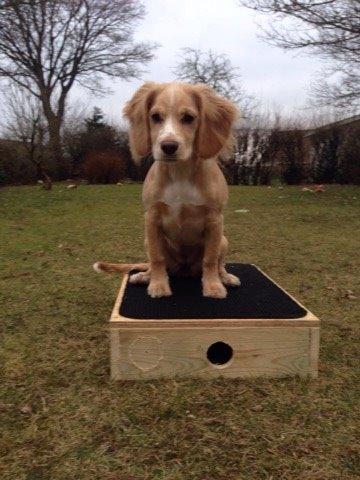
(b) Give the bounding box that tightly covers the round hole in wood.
[207,342,233,366]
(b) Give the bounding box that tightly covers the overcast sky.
[74,0,322,122]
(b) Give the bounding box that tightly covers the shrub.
[231,129,278,186]
[0,140,37,185]
[336,125,360,184]
[83,149,126,184]
[311,128,339,183]
[280,130,305,185]
[309,122,360,185]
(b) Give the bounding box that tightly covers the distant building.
[230,114,360,184]
[305,114,360,138]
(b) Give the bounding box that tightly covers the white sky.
[74,0,321,122]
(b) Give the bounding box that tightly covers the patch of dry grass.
[0,184,359,479]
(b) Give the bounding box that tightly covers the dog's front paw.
[148,281,172,298]
[221,272,241,287]
[203,281,227,299]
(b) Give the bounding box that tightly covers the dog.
[94,82,240,298]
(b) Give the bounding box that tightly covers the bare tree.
[2,86,52,189]
[239,0,360,109]
[63,100,92,137]
[0,0,155,172]
[173,48,256,118]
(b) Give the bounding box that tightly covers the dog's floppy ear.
[194,84,237,160]
[123,82,158,163]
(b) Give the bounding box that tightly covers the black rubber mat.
[119,263,306,320]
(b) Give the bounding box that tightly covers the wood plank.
[309,327,320,379]
[109,329,121,380]
[110,326,313,380]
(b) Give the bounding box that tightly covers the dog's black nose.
[161,141,179,155]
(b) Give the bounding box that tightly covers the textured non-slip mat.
[119,263,307,320]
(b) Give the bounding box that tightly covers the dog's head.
[123,82,237,163]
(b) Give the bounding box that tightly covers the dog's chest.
[160,181,205,241]
[161,180,203,212]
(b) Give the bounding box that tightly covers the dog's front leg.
[145,206,172,298]
[202,212,227,299]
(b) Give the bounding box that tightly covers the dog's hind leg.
[129,269,151,284]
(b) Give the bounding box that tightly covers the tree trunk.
[41,91,67,179]
[47,115,66,178]
[36,161,52,190]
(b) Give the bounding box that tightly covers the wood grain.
[110,326,317,380]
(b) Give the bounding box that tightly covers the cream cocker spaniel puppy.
[94,82,240,299]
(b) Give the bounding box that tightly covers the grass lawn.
[1,183,359,480]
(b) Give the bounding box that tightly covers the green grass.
[1,183,359,480]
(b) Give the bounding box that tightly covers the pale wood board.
[110,326,319,380]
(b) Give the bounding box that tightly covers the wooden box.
[109,264,319,380]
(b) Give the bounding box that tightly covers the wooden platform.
[109,265,320,380]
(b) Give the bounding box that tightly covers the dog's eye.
[151,113,163,123]
[181,114,195,124]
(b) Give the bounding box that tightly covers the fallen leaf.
[203,417,222,426]
[20,405,32,415]
[343,289,357,300]
[267,448,276,455]
[120,415,131,426]
[250,404,263,412]
[299,446,311,455]
[346,294,357,300]
[99,442,115,454]
[314,184,325,193]
[40,397,48,413]
[0,403,15,412]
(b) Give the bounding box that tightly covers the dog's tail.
[93,261,149,274]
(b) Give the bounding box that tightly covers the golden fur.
[94,82,240,298]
